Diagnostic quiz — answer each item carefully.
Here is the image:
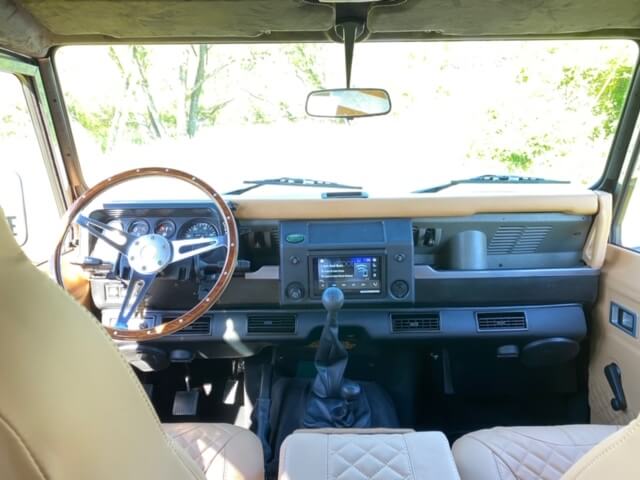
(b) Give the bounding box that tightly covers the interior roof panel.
[1,0,640,58]
[18,0,335,38]
[369,0,640,36]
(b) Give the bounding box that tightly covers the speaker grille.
[488,226,551,255]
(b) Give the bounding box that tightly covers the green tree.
[560,60,633,139]
[67,45,234,150]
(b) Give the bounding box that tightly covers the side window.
[619,161,640,251]
[0,72,61,264]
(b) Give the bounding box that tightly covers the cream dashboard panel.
[230,192,599,220]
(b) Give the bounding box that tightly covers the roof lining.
[1,0,639,58]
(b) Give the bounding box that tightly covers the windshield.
[56,40,638,196]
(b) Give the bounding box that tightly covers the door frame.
[0,49,70,212]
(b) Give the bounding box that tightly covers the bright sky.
[3,39,640,261]
[53,40,638,197]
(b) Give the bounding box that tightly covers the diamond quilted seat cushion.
[452,425,620,480]
[278,429,460,480]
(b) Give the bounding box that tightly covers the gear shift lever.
[323,286,344,326]
[303,287,371,428]
[310,287,347,399]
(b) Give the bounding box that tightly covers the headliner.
[1,0,639,58]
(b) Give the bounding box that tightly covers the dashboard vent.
[247,313,296,335]
[170,316,211,335]
[246,230,279,249]
[476,311,527,331]
[488,226,551,255]
[391,313,440,332]
[270,230,280,249]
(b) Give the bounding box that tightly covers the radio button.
[394,253,406,263]
[286,282,305,301]
[390,280,409,299]
[289,255,301,265]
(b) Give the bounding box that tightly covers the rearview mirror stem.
[336,21,365,89]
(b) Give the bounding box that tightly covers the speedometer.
[181,221,219,239]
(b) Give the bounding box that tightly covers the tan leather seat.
[452,425,620,480]
[278,428,461,480]
[0,208,263,480]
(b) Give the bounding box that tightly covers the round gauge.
[127,219,150,236]
[181,221,219,239]
[154,220,176,238]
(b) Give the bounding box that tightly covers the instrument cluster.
[107,217,220,240]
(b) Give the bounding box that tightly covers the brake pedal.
[172,390,200,416]
[172,372,199,416]
[223,378,240,405]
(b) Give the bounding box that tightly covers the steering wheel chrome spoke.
[114,270,157,329]
[170,235,227,263]
[75,214,136,256]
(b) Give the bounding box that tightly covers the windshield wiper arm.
[413,174,570,194]
[226,177,362,195]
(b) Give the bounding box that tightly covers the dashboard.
[84,199,600,359]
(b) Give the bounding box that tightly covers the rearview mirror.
[306,88,391,119]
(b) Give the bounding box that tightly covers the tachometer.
[181,221,219,239]
[128,219,150,236]
[154,219,176,238]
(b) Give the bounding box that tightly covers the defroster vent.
[169,316,211,335]
[476,311,527,331]
[391,313,440,332]
[247,313,296,335]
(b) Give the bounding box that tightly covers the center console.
[280,219,414,305]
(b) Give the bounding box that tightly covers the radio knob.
[286,282,305,301]
[390,280,409,299]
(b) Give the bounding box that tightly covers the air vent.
[391,312,440,332]
[412,226,439,248]
[247,313,296,335]
[476,311,527,331]
[246,230,279,249]
[169,316,211,335]
[488,226,551,255]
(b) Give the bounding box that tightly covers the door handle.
[604,363,627,412]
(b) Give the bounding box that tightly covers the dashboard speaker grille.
[476,311,527,331]
[248,313,296,334]
[488,226,551,255]
[168,316,211,335]
[391,312,440,332]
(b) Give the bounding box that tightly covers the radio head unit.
[312,255,383,297]
[280,219,414,305]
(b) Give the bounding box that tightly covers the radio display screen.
[312,256,382,296]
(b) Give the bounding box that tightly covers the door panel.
[590,244,640,424]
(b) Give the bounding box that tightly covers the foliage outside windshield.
[55,41,637,196]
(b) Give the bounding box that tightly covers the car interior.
[2,0,640,479]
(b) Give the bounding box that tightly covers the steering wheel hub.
[127,234,172,274]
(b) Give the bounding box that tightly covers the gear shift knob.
[322,287,344,313]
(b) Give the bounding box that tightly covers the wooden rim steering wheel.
[53,167,238,341]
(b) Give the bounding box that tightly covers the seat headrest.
[0,206,23,257]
